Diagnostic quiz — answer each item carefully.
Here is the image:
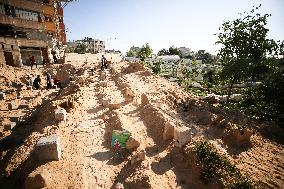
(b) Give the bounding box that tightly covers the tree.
[169,46,182,57]
[157,48,168,56]
[126,50,136,57]
[137,43,153,61]
[216,4,283,102]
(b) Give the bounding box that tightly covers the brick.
[174,125,197,148]
[36,135,61,161]
[54,108,67,122]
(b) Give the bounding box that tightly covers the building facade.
[73,37,105,53]
[0,0,67,67]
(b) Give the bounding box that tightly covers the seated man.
[33,75,41,90]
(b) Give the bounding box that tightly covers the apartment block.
[0,0,67,67]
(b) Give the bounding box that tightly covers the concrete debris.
[36,135,61,161]
[131,149,146,165]
[54,108,67,122]
[174,125,197,148]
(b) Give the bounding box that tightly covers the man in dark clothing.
[101,55,108,70]
[46,73,52,89]
[51,50,58,64]
[33,75,41,90]
[30,56,37,69]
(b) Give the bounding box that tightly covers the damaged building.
[0,0,67,67]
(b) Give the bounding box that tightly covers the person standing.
[30,56,37,69]
[46,72,52,89]
[101,55,107,70]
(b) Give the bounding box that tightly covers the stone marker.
[54,108,67,122]
[126,136,140,150]
[0,92,6,100]
[174,125,197,148]
[8,101,18,110]
[163,121,175,140]
[36,135,61,161]
[25,169,50,189]
[4,122,16,131]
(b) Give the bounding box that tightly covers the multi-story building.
[74,37,105,53]
[94,39,105,53]
[0,0,67,67]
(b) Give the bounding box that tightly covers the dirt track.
[0,53,284,188]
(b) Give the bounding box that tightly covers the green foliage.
[137,43,153,61]
[151,61,161,74]
[195,140,254,188]
[157,46,182,57]
[75,43,87,54]
[126,50,136,57]
[216,4,283,102]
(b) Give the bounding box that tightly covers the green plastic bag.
[111,129,131,149]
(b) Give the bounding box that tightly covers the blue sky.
[64,0,284,55]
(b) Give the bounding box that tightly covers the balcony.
[9,0,42,13]
[0,14,44,30]
[45,21,56,32]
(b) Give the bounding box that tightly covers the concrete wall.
[9,0,42,13]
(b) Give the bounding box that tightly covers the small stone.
[36,135,61,161]
[25,169,50,189]
[124,88,135,97]
[137,149,146,161]
[126,136,140,150]
[54,108,67,122]
[114,182,124,189]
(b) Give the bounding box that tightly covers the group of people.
[28,54,110,90]
[28,73,62,90]
[29,51,58,70]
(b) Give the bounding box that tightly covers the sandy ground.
[0,53,283,189]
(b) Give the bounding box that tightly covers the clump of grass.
[194,140,254,188]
